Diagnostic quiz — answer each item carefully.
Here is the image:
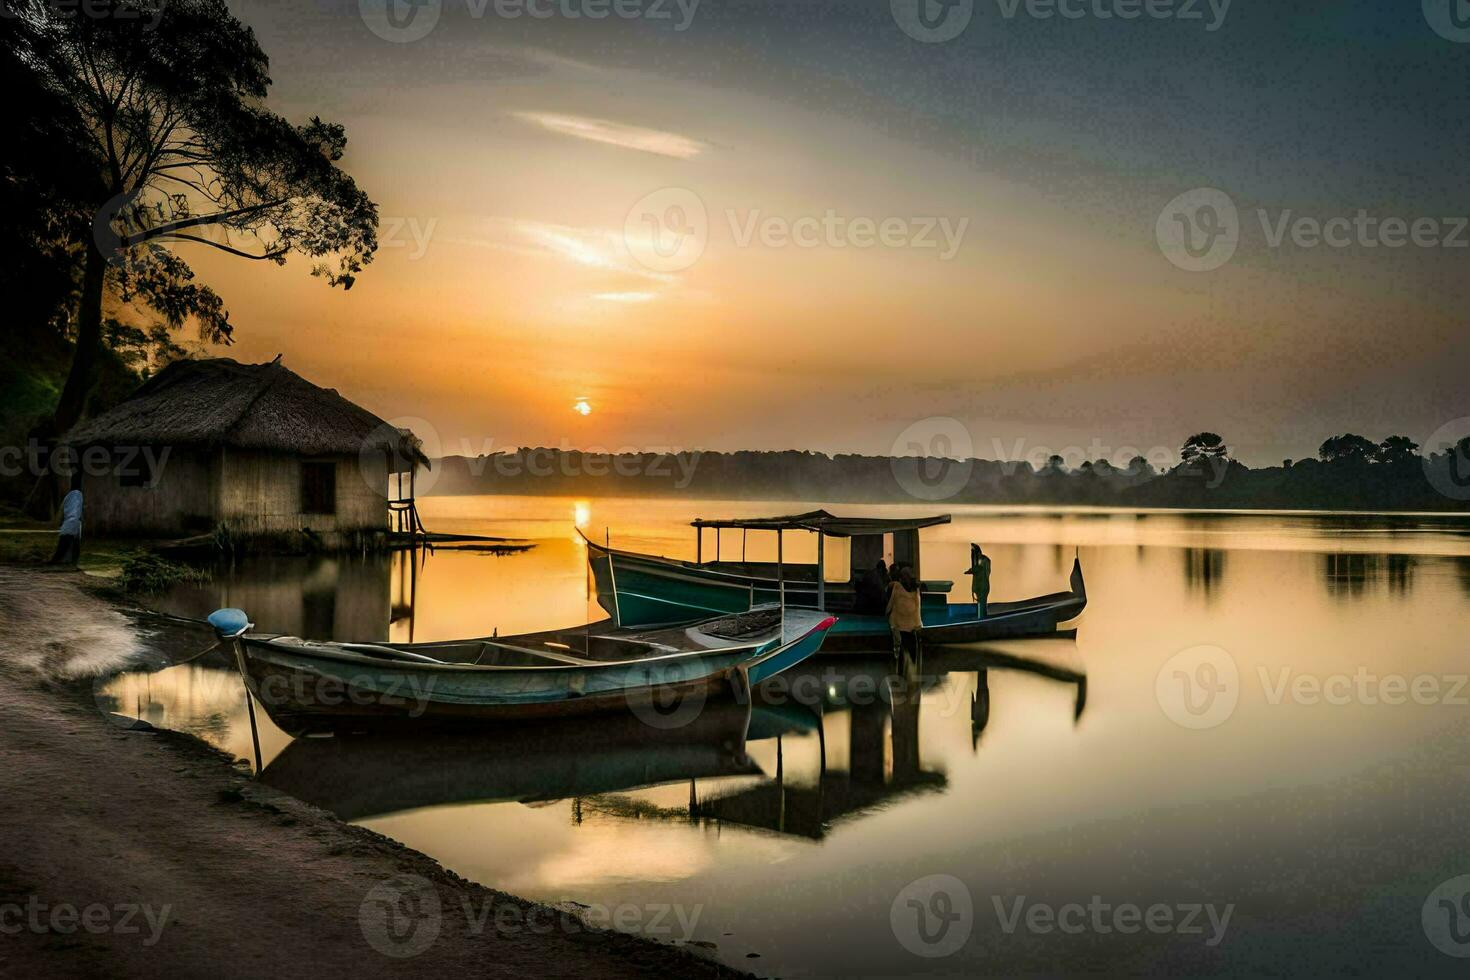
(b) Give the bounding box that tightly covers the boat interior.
[253,607,787,669]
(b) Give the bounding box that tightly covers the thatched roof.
[64,358,428,468]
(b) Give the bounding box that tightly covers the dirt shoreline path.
[0,567,752,980]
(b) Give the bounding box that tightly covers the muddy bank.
[0,566,753,979]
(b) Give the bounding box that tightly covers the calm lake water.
[98,496,1470,976]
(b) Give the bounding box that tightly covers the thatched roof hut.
[66,357,427,467]
[64,358,427,543]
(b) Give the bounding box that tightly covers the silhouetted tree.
[1374,435,1420,465]
[1126,455,1153,477]
[23,0,379,433]
[1180,432,1228,463]
[1319,433,1378,462]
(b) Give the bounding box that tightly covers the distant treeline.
[428,432,1470,511]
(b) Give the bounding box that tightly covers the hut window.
[300,461,337,515]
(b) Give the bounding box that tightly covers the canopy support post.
[817,532,826,611]
[696,525,702,564]
[777,528,785,628]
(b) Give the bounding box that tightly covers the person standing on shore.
[968,543,991,617]
[50,475,83,566]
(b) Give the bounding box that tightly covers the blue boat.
[226,606,835,735]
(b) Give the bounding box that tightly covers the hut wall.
[214,449,388,536]
[81,449,216,535]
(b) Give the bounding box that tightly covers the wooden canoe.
[237,606,835,735]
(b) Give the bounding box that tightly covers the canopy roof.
[690,510,951,537]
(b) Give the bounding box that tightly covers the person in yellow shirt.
[886,564,922,657]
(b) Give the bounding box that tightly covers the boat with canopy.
[583,510,1085,652]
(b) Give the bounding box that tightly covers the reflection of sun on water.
[572,501,592,546]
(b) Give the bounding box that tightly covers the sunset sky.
[177,0,1470,467]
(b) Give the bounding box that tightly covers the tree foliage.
[1318,433,1379,462]
[16,0,378,431]
[1180,432,1228,462]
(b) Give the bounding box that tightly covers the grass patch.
[117,552,211,594]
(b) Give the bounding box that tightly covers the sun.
[573,398,592,416]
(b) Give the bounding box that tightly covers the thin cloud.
[513,112,706,159]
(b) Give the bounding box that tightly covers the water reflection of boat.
[234,607,835,735]
[258,702,761,821]
[583,511,1086,651]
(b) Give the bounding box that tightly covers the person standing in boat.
[50,473,83,566]
[886,565,922,656]
[967,543,991,618]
